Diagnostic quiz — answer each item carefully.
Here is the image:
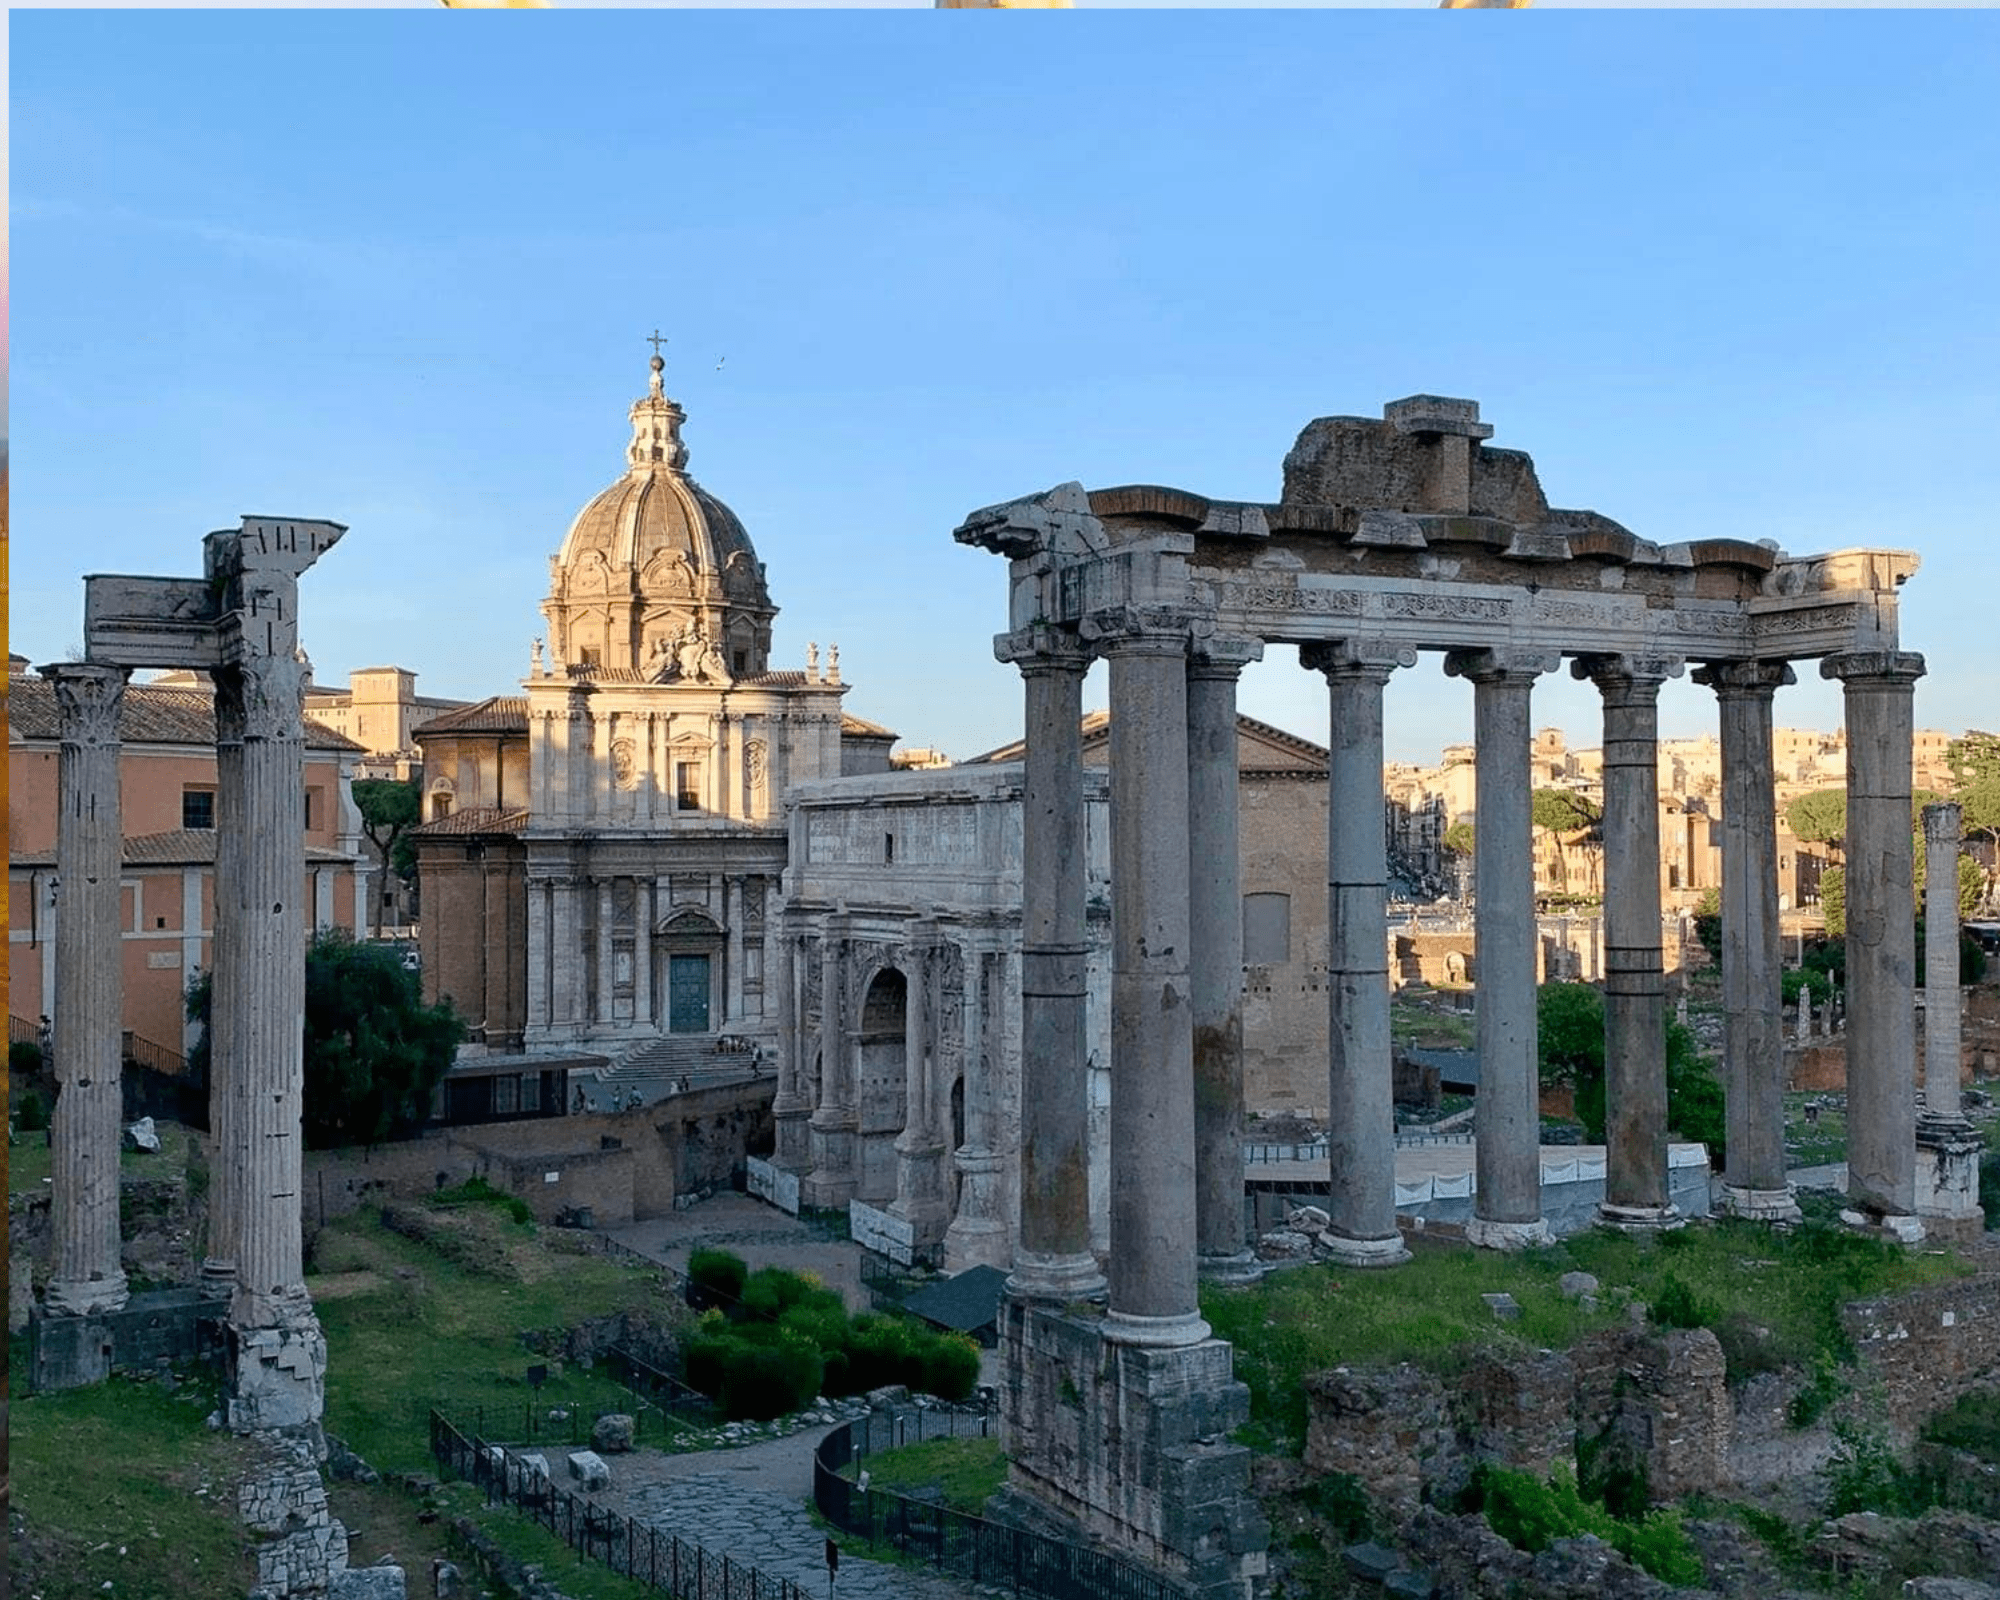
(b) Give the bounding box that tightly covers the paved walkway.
[607,1193,875,1313]
[597,1434,990,1600]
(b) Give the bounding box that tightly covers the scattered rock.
[1257,1229,1315,1260]
[865,1385,910,1408]
[1903,1581,2000,1600]
[566,1450,610,1491]
[1342,1541,1401,1583]
[1383,1570,1436,1600]
[1287,1205,1332,1232]
[431,1559,462,1599]
[1559,1272,1599,1299]
[125,1117,161,1153]
[1481,1292,1521,1322]
[329,1565,407,1600]
[591,1413,635,1454]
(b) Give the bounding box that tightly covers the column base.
[1197,1250,1267,1284]
[1721,1184,1803,1225]
[1840,1209,1926,1246]
[1916,1125,1987,1243]
[1102,1309,1213,1348]
[225,1296,328,1438]
[1006,1250,1107,1306]
[1316,1232,1411,1269]
[1595,1203,1686,1234]
[44,1268,131,1318]
[1464,1216,1551,1252]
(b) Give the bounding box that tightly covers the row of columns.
[998,626,1936,1336]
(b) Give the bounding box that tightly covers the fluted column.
[595,879,616,1029]
[1578,655,1683,1229]
[1922,802,1966,1127]
[1697,660,1801,1224]
[1001,627,1105,1303]
[1825,650,1926,1234]
[1099,614,1206,1345]
[1189,635,1263,1281]
[772,918,811,1169]
[804,921,858,1207]
[43,663,132,1318]
[1445,649,1555,1249]
[525,880,551,1033]
[893,926,949,1244]
[634,879,654,1029]
[1304,640,1414,1266]
[202,668,245,1295]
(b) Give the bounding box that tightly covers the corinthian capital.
[1300,638,1417,682]
[1692,659,1796,700]
[41,663,131,747]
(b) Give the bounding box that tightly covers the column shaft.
[1008,647,1104,1300]
[1826,652,1926,1223]
[1188,656,1254,1275]
[1584,659,1677,1224]
[226,656,314,1328]
[772,922,812,1169]
[1923,803,1965,1124]
[44,665,132,1316]
[1701,661,1797,1220]
[1447,651,1550,1248]
[203,673,245,1293]
[596,879,616,1029]
[1308,647,1409,1265]
[1105,632,1207,1343]
[893,934,949,1239]
[634,879,654,1028]
[804,927,858,1206]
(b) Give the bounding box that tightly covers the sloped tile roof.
[6,676,363,752]
[412,696,530,738]
[11,829,358,869]
[410,806,530,839]
[840,712,898,740]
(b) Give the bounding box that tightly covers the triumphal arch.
[957,396,1927,1600]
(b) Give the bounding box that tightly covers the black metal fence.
[431,1408,810,1600]
[814,1409,1182,1600]
[605,1344,717,1422]
[451,1399,678,1451]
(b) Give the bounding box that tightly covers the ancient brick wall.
[1845,1271,2000,1434]
[1571,1327,1730,1503]
[1300,1365,1450,1508]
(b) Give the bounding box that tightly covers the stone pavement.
[607,1193,874,1313]
[597,1434,990,1600]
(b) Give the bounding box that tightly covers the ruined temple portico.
[956,396,1927,1599]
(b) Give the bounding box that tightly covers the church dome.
[542,351,776,679]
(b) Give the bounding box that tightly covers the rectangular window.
[182,788,216,830]
[676,761,701,811]
[304,788,317,829]
[493,1074,518,1116]
[1243,892,1292,966]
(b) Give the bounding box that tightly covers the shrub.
[15,1089,49,1133]
[1471,1465,1703,1585]
[687,1248,749,1313]
[1785,1350,1846,1428]
[1921,1389,2000,1466]
[1649,1274,1718,1332]
[1665,1035,1725,1165]
[1781,967,1834,1006]
[841,1313,919,1393]
[740,1265,830,1322]
[1299,1472,1375,1543]
[917,1333,982,1403]
[1825,1418,1932,1518]
[10,1040,45,1080]
[717,1334,823,1421]
[429,1175,532,1225]
[1980,1153,2000,1232]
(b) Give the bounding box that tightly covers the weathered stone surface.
[591,1413,635,1454]
[1481,1292,1521,1321]
[1302,1365,1450,1510]
[126,1116,162,1153]
[1342,1540,1400,1582]
[567,1450,610,1490]
[1559,1271,1599,1299]
[330,1565,407,1600]
[1572,1326,1729,1504]
[431,1560,463,1600]
[1903,1578,2000,1600]
[1817,1509,2000,1584]
[1257,1229,1315,1259]
[1286,1206,1330,1233]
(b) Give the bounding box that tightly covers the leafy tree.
[186,928,464,1149]
[1532,789,1602,896]
[1820,867,1846,938]
[1444,821,1476,857]
[1537,982,1604,1091]
[352,778,422,938]
[1540,983,1722,1161]
[1947,731,2000,860]
[1785,787,1848,849]
[1692,886,1723,966]
[1914,833,1987,922]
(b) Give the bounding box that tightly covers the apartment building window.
[676,761,701,811]
[303,788,318,830]
[182,788,216,830]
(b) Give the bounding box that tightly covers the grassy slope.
[1204,1217,1971,1452]
[844,1437,1006,1514]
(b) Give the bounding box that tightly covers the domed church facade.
[517,354,852,1054]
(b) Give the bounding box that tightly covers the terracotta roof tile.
[412,696,530,738]
[410,806,530,838]
[6,676,363,752]
[11,829,357,869]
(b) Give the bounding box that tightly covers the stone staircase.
[582,1034,766,1110]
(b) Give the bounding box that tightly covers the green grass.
[1390,996,1476,1049]
[1921,1388,2000,1466]
[11,1375,261,1600]
[1204,1219,1971,1453]
[845,1436,1006,1514]
[1783,1091,1850,1169]
[311,1205,688,1474]
[8,1128,195,1195]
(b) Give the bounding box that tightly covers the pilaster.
[804,919,858,1208]
[771,918,812,1171]
[892,925,951,1249]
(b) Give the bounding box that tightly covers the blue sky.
[10,10,1999,764]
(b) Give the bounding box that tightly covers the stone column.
[595,879,616,1030]
[1188,636,1262,1281]
[804,922,858,1207]
[1099,614,1207,1345]
[1445,649,1554,1249]
[42,664,133,1320]
[202,669,246,1296]
[1696,660,1801,1224]
[634,879,653,1028]
[1000,628,1105,1303]
[1578,655,1682,1229]
[217,647,328,1430]
[893,926,950,1246]
[945,943,1011,1270]
[1304,641,1414,1266]
[525,880,551,1033]
[1922,802,1966,1126]
[772,919,812,1170]
[1824,651,1927,1237]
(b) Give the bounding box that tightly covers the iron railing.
[814,1407,1182,1600]
[430,1408,810,1600]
